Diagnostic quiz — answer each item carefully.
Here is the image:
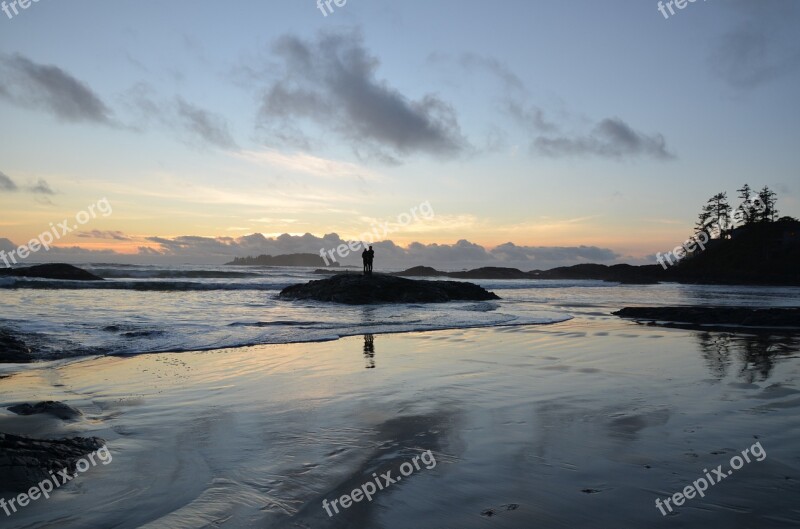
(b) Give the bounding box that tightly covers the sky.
[0,0,798,269]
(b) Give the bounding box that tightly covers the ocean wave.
[1,305,573,361]
[88,269,262,279]
[229,321,311,327]
[0,279,285,291]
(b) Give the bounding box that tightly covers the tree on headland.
[671,185,799,283]
[696,192,732,239]
[696,185,783,242]
[735,183,759,226]
[757,186,779,223]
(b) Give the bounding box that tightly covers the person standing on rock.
[362,247,370,275]
[367,246,375,274]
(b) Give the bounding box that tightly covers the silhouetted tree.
[757,186,779,222]
[697,192,732,239]
[735,183,760,226]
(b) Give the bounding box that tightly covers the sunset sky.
[1,0,798,268]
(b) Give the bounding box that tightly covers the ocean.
[3,264,800,360]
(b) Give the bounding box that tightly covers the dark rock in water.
[0,433,105,492]
[0,329,32,363]
[449,267,532,280]
[8,401,82,420]
[279,273,500,304]
[394,266,532,279]
[534,263,661,284]
[393,265,444,277]
[0,263,103,281]
[312,267,359,275]
[312,268,340,275]
[613,307,800,329]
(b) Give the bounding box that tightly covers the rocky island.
[0,264,103,281]
[279,273,500,304]
[613,307,800,330]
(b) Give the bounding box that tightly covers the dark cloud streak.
[434,51,673,161]
[0,171,18,192]
[76,230,131,241]
[28,178,56,195]
[258,30,469,162]
[125,83,238,150]
[0,54,114,124]
[175,97,237,150]
[534,118,674,160]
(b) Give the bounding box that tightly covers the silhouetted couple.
[362,245,374,275]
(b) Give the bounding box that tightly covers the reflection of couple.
[362,245,374,275]
[363,334,375,369]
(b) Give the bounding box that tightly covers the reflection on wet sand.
[364,334,375,369]
[697,332,800,382]
[274,411,455,529]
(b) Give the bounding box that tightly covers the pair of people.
[362,246,374,275]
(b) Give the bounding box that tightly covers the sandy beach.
[3,1,800,527]
[2,312,799,528]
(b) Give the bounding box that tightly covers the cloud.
[0,171,18,192]
[533,118,674,160]
[489,242,620,269]
[461,54,525,92]
[257,29,469,161]
[174,97,237,150]
[505,100,559,134]
[81,232,621,270]
[233,149,382,181]
[27,178,55,195]
[124,84,238,150]
[142,234,622,270]
[0,173,57,196]
[432,51,673,161]
[0,54,113,124]
[2,229,627,269]
[428,52,527,95]
[0,238,16,252]
[711,0,800,89]
[250,217,298,224]
[76,230,131,241]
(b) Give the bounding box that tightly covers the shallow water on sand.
[1,313,799,528]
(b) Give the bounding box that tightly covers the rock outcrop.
[0,329,33,364]
[0,264,103,281]
[279,273,500,304]
[8,401,82,421]
[613,307,800,329]
[0,433,105,492]
[0,329,32,363]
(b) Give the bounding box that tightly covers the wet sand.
[1,313,799,528]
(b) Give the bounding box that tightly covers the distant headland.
[226,253,340,267]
